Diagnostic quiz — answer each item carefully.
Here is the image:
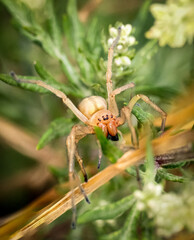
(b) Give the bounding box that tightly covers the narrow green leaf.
[86,17,101,57]
[47,0,62,49]
[33,61,79,96]
[132,105,153,124]
[0,73,48,93]
[100,229,121,240]
[77,50,94,85]
[157,168,188,183]
[78,195,134,224]
[162,161,187,169]
[101,204,140,240]
[2,0,84,91]
[135,85,178,101]
[34,61,56,82]
[126,166,138,177]
[66,0,84,51]
[133,0,152,39]
[120,205,140,240]
[1,0,33,28]
[144,139,155,184]
[37,117,74,149]
[95,127,123,163]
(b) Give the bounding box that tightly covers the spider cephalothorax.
[90,109,119,141]
[78,95,119,140]
[11,26,167,228]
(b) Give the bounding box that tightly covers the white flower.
[117,44,123,51]
[128,36,136,46]
[121,24,132,36]
[146,0,194,47]
[108,38,114,47]
[114,57,122,66]
[109,27,118,38]
[114,56,131,66]
[134,181,194,237]
[121,56,131,66]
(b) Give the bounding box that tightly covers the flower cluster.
[134,182,194,237]
[106,23,136,71]
[146,0,194,47]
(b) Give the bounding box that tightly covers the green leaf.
[120,205,140,240]
[77,50,94,85]
[34,61,56,82]
[33,61,80,96]
[0,73,48,93]
[37,117,74,149]
[46,0,62,50]
[162,161,187,169]
[132,105,153,124]
[1,0,34,28]
[1,0,85,93]
[157,168,188,183]
[78,195,134,224]
[101,204,140,240]
[133,0,152,40]
[135,85,178,101]
[63,0,84,55]
[144,139,155,184]
[94,127,123,163]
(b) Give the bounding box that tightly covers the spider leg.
[119,94,167,148]
[96,139,103,169]
[10,71,88,124]
[109,82,135,116]
[128,94,167,133]
[106,28,135,116]
[75,150,88,182]
[106,27,121,116]
[66,124,94,228]
[120,106,139,148]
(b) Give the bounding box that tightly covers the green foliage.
[157,168,188,183]
[100,204,140,240]
[132,105,153,124]
[78,195,135,224]
[0,73,48,93]
[144,139,156,184]
[94,127,123,163]
[37,117,74,149]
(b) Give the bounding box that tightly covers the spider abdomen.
[78,96,107,119]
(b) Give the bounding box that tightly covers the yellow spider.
[11,27,166,228]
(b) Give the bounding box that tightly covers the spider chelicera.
[10,27,166,228]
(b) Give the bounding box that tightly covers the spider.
[10,27,166,228]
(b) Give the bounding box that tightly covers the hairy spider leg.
[119,94,167,147]
[120,106,138,147]
[10,71,94,227]
[10,71,88,124]
[96,139,103,169]
[106,27,121,116]
[66,124,94,228]
[106,29,135,116]
[75,150,88,182]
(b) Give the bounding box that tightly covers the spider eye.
[107,133,119,141]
